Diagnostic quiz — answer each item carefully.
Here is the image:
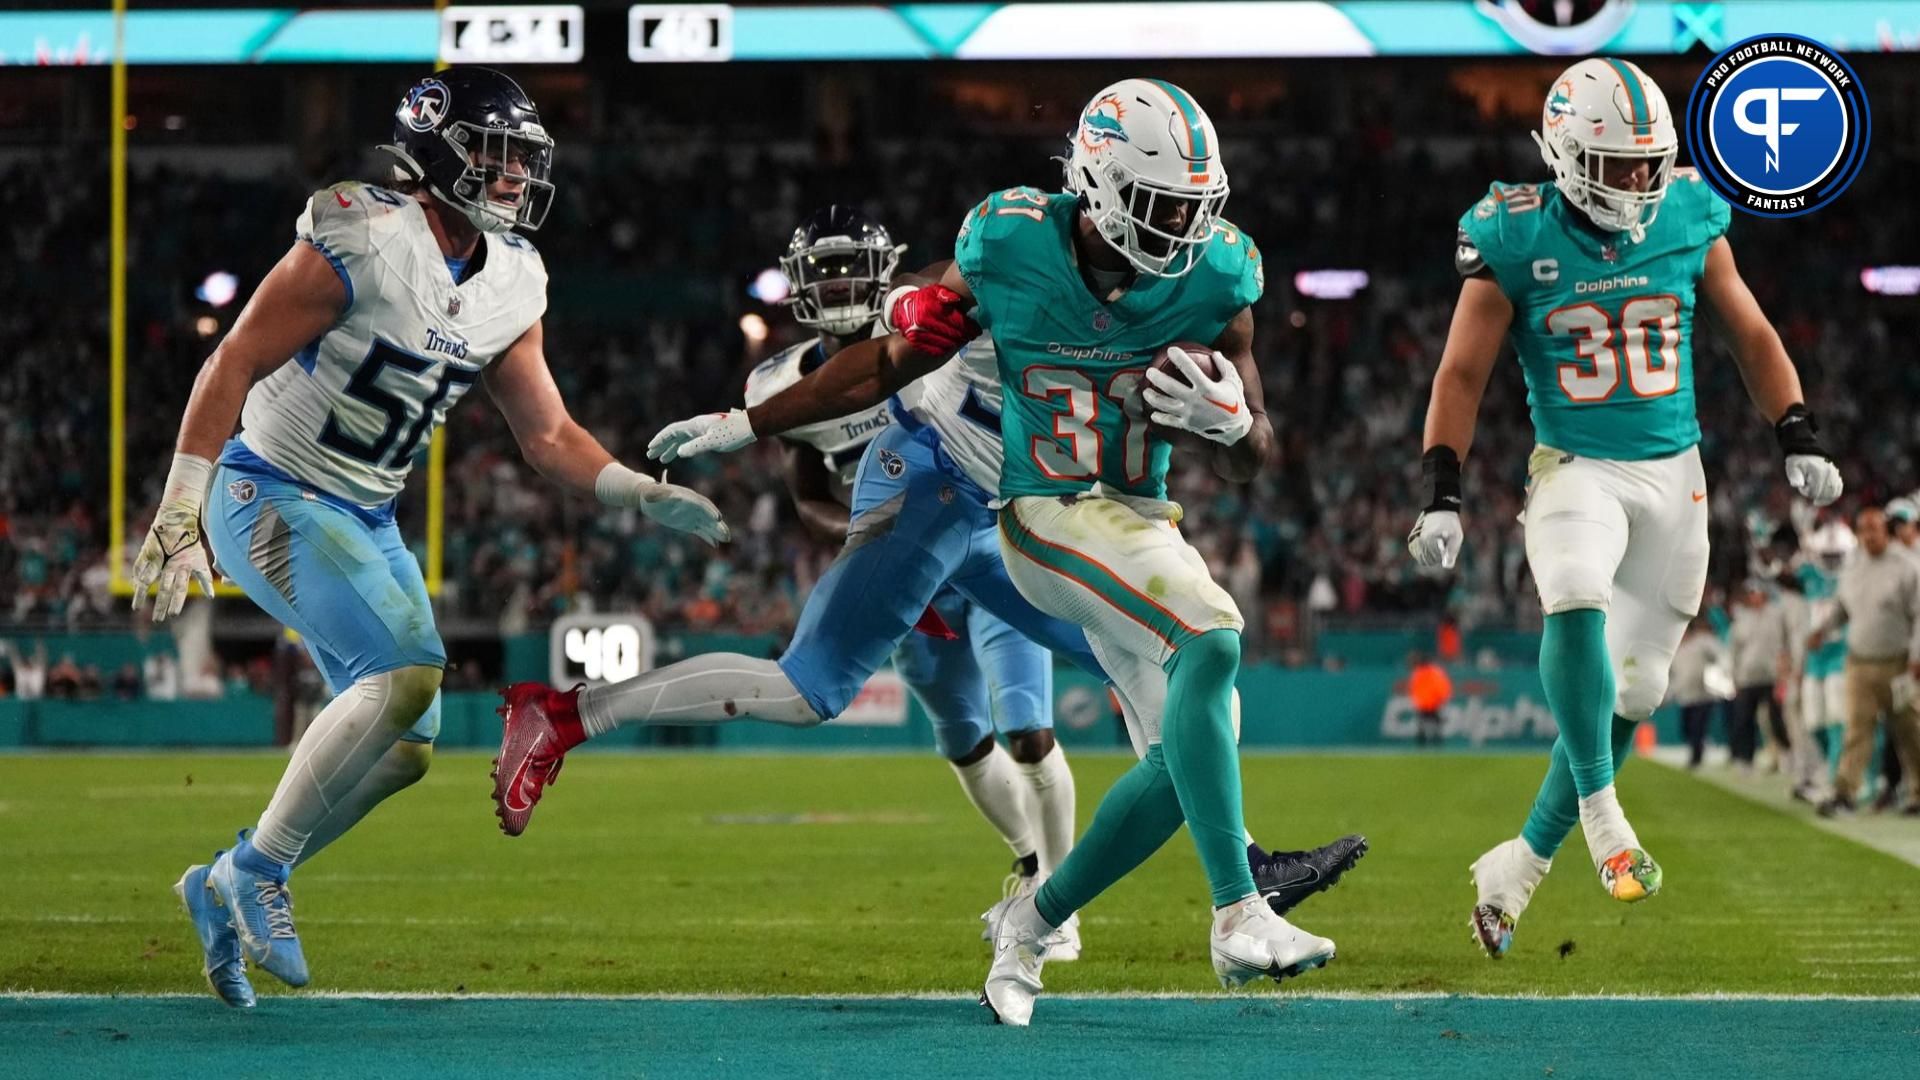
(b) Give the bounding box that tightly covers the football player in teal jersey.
[651,79,1338,1024]
[1407,58,1845,958]
[1798,520,1854,796]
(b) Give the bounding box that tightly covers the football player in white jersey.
[749,207,1081,930]
[131,68,728,1007]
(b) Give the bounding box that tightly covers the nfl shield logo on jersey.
[447,294,462,316]
[1092,311,1112,332]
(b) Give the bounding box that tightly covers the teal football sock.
[1539,609,1616,798]
[1161,629,1258,907]
[1034,746,1185,927]
[1521,715,1639,860]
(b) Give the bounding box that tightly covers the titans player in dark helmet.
[136,67,727,1007]
[750,206,1087,958]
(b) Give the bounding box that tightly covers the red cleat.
[491,682,587,837]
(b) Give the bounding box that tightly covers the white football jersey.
[237,181,548,507]
[744,339,892,487]
[894,333,1004,494]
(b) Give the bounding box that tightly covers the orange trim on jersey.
[1001,503,1205,649]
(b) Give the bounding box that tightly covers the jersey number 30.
[1546,295,1682,402]
[318,340,478,468]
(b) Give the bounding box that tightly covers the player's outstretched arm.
[131,241,347,620]
[1408,275,1512,570]
[485,320,729,545]
[1699,237,1843,506]
[648,266,978,464]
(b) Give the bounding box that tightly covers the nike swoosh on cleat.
[502,754,536,813]
[1263,863,1321,890]
[334,191,352,208]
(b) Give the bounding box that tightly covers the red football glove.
[889,284,980,357]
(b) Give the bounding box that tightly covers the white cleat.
[984,865,1081,962]
[1468,837,1551,959]
[980,893,1051,1027]
[1209,895,1336,988]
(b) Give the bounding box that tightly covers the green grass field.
[4,750,1918,1077]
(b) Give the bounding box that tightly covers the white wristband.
[594,462,655,508]
[879,284,917,334]
[162,453,215,514]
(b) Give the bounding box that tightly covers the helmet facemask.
[438,122,555,234]
[1539,129,1675,239]
[1070,159,1228,278]
[779,234,902,337]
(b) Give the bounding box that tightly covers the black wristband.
[1774,403,1829,458]
[1422,446,1463,514]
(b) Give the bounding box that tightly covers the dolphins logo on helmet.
[1078,95,1130,152]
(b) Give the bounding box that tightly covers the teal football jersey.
[1456,172,1731,461]
[954,187,1263,500]
[1796,560,1849,675]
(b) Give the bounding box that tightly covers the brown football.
[1150,341,1221,387]
[1127,342,1220,453]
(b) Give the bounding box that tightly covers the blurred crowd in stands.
[3,63,1915,664]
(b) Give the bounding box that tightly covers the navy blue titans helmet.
[381,66,555,233]
[778,206,904,336]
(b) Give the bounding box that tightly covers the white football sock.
[577,653,823,737]
[292,740,432,869]
[250,666,440,867]
[1577,783,1643,870]
[952,743,1036,860]
[1017,744,1076,874]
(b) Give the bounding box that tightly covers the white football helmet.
[1063,78,1229,278]
[1532,57,1676,241]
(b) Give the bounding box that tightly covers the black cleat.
[1251,835,1369,917]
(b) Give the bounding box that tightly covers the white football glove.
[1141,347,1253,446]
[1407,509,1463,570]
[596,464,731,546]
[646,408,757,465]
[1785,454,1843,507]
[130,453,218,622]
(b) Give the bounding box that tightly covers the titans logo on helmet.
[1685,34,1871,219]
[401,79,451,133]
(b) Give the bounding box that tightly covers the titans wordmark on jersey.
[236,181,548,507]
[1455,171,1731,462]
